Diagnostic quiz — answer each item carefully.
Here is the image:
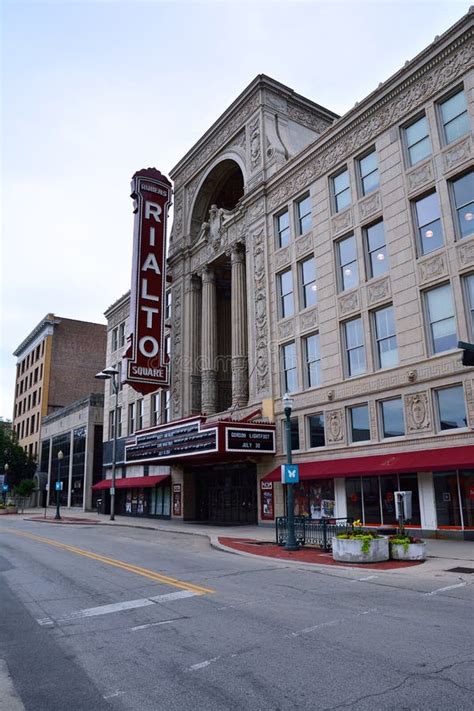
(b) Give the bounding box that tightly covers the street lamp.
[95,367,119,521]
[283,392,299,551]
[55,450,63,520]
[3,463,9,504]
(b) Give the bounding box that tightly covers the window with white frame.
[117,361,123,391]
[348,404,370,442]
[451,171,474,240]
[337,234,358,291]
[164,335,171,363]
[332,169,351,213]
[303,333,321,388]
[278,269,294,318]
[413,191,444,255]
[373,305,398,369]
[365,220,388,278]
[151,393,161,426]
[108,410,115,440]
[358,149,379,196]
[137,399,143,430]
[276,209,290,248]
[344,317,366,377]
[307,414,325,448]
[281,342,297,393]
[116,407,122,437]
[296,195,311,235]
[128,402,135,435]
[165,290,172,320]
[164,390,171,423]
[464,274,474,337]
[380,398,404,438]
[425,283,457,354]
[435,385,467,430]
[299,256,317,308]
[119,322,125,348]
[283,417,300,452]
[111,327,118,352]
[439,89,469,145]
[404,115,431,166]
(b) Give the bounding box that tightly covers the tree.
[0,425,36,488]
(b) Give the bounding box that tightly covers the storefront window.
[71,426,86,507]
[346,477,363,521]
[398,474,421,525]
[380,475,398,524]
[346,474,421,525]
[51,433,70,505]
[362,477,380,523]
[434,471,462,526]
[293,479,335,518]
[460,471,474,528]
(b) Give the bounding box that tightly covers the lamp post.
[95,367,119,521]
[283,392,299,551]
[3,463,9,504]
[55,450,63,520]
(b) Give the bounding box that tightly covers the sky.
[0,0,469,419]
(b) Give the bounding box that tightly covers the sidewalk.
[18,508,474,574]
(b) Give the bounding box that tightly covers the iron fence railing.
[276,516,353,551]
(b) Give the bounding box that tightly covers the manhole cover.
[446,567,474,574]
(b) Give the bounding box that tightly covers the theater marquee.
[124,168,172,394]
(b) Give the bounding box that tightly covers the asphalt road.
[0,519,472,711]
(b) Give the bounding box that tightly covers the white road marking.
[357,575,377,582]
[286,607,378,638]
[103,691,125,700]
[36,589,202,625]
[425,582,467,596]
[131,620,176,632]
[188,656,220,671]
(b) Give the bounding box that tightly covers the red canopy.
[262,445,474,482]
[92,475,170,490]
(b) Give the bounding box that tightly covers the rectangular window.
[299,256,317,308]
[109,411,115,440]
[344,317,366,377]
[349,404,370,442]
[165,290,172,320]
[152,393,161,426]
[296,195,311,235]
[465,274,474,337]
[137,399,143,430]
[436,385,467,430]
[119,322,125,347]
[374,305,398,368]
[366,220,388,278]
[332,169,351,213]
[281,342,298,393]
[359,149,379,195]
[380,398,404,438]
[276,210,290,248]
[117,361,123,391]
[307,414,325,448]
[425,283,457,354]
[164,336,171,363]
[278,269,294,318]
[452,171,474,240]
[303,334,321,388]
[128,403,135,435]
[116,407,122,438]
[163,391,171,423]
[112,328,118,352]
[404,115,431,166]
[283,417,300,452]
[337,234,358,291]
[414,191,443,255]
[440,89,469,144]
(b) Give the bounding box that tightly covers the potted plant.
[389,531,426,561]
[332,520,389,563]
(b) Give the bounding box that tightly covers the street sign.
[55,481,63,491]
[281,464,300,484]
[2,484,8,492]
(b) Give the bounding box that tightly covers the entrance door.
[195,464,257,524]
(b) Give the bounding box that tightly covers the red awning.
[263,445,474,482]
[92,475,170,491]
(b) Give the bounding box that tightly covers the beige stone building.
[99,10,474,536]
[12,314,107,460]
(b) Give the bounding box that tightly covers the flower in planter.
[389,535,423,552]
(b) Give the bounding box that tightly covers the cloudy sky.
[0,0,468,419]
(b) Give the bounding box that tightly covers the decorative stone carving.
[359,192,381,221]
[253,230,270,392]
[331,208,352,235]
[443,135,471,172]
[248,198,265,222]
[407,160,434,194]
[418,253,447,284]
[265,90,287,112]
[456,238,474,268]
[275,246,291,269]
[268,40,472,211]
[300,308,318,332]
[327,390,335,401]
[407,370,417,383]
[229,129,246,152]
[326,409,345,443]
[278,320,294,339]
[249,117,261,170]
[367,277,390,305]
[338,290,359,316]
[295,233,313,258]
[287,103,330,134]
[171,284,182,419]
[405,392,431,433]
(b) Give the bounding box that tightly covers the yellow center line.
[7,529,214,595]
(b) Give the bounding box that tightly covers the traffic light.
[458,341,474,366]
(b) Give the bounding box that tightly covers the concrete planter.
[390,542,426,561]
[0,508,18,515]
[332,536,389,563]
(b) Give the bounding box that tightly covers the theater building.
[100,10,474,536]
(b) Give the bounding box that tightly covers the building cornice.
[104,290,131,319]
[13,314,59,357]
[42,393,104,425]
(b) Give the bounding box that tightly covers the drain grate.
[446,567,474,574]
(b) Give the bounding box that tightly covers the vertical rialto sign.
[124,168,172,394]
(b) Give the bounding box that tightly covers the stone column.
[231,244,249,406]
[201,266,218,414]
[189,275,202,413]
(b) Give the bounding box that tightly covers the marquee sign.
[124,168,172,394]
[225,427,275,453]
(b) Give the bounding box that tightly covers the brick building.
[12,314,107,460]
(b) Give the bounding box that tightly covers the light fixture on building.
[95,367,119,521]
[344,268,352,276]
[465,212,473,221]
[377,252,385,261]
[425,229,434,238]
